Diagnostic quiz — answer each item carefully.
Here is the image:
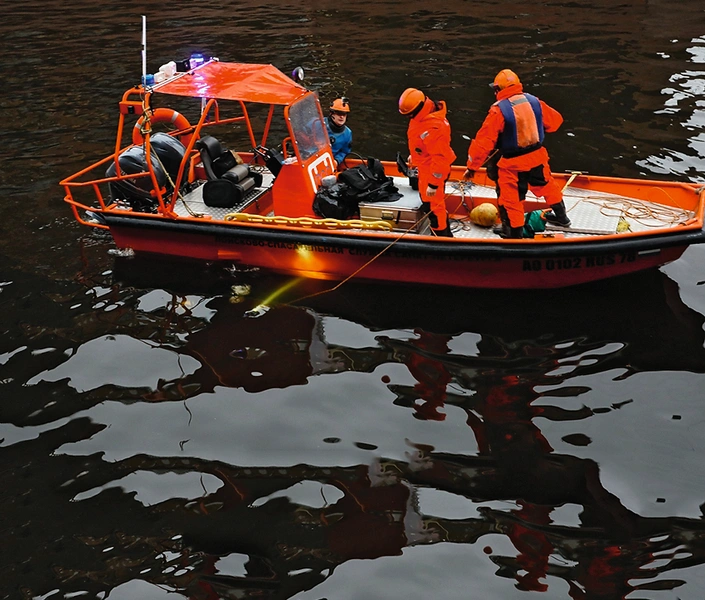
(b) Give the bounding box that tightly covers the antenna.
[141,15,147,85]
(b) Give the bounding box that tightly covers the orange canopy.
[155,61,308,105]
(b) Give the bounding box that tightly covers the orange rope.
[568,195,692,228]
[285,194,464,304]
[286,180,486,304]
[288,215,428,304]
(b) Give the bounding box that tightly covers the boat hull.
[103,214,702,289]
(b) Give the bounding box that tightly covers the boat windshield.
[289,94,328,161]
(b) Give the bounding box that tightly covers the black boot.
[508,226,524,239]
[545,200,571,227]
[433,224,453,237]
[498,225,524,239]
[492,206,510,236]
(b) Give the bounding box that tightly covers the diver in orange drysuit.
[399,88,457,237]
[463,69,569,238]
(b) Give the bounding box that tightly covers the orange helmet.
[398,88,425,115]
[330,97,350,113]
[491,69,521,91]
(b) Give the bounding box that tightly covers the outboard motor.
[106,133,187,212]
[150,132,187,182]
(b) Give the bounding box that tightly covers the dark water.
[2,2,705,599]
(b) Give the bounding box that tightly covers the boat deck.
[448,179,694,239]
[173,172,693,239]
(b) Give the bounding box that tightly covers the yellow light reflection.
[260,276,304,306]
[245,277,304,318]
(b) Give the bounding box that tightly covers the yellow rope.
[223,212,393,231]
[137,128,205,218]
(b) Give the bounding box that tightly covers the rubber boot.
[545,200,571,227]
[433,224,453,238]
[507,226,524,239]
[492,205,510,236]
[498,225,524,239]
[421,201,440,231]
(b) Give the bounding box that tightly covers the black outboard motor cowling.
[106,133,187,212]
[150,132,187,182]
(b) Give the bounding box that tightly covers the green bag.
[523,210,546,238]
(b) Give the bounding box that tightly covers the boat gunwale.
[101,211,705,259]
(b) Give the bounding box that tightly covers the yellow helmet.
[330,97,350,113]
[491,69,521,91]
[398,88,426,115]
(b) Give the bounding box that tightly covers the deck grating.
[173,170,274,220]
[450,180,693,239]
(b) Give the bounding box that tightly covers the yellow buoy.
[469,203,499,227]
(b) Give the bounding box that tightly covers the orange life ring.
[132,108,193,146]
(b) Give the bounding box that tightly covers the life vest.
[496,93,544,158]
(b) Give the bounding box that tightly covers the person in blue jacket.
[325,97,353,168]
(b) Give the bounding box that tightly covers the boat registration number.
[522,252,637,271]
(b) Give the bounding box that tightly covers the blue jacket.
[324,117,352,165]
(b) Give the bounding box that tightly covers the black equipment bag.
[312,182,359,220]
[337,157,401,204]
[313,157,402,220]
[313,157,403,219]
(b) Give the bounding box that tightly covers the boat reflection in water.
[113,254,705,395]
[7,255,705,599]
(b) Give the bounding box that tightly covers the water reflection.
[636,34,705,180]
[3,257,705,598]
[2,0,705,597]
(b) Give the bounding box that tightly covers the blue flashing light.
[189,53,206,70]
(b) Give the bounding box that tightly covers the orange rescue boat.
[60,57,705,289]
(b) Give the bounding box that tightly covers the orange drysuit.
[467,84,563,228]
[407,98,456,232]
